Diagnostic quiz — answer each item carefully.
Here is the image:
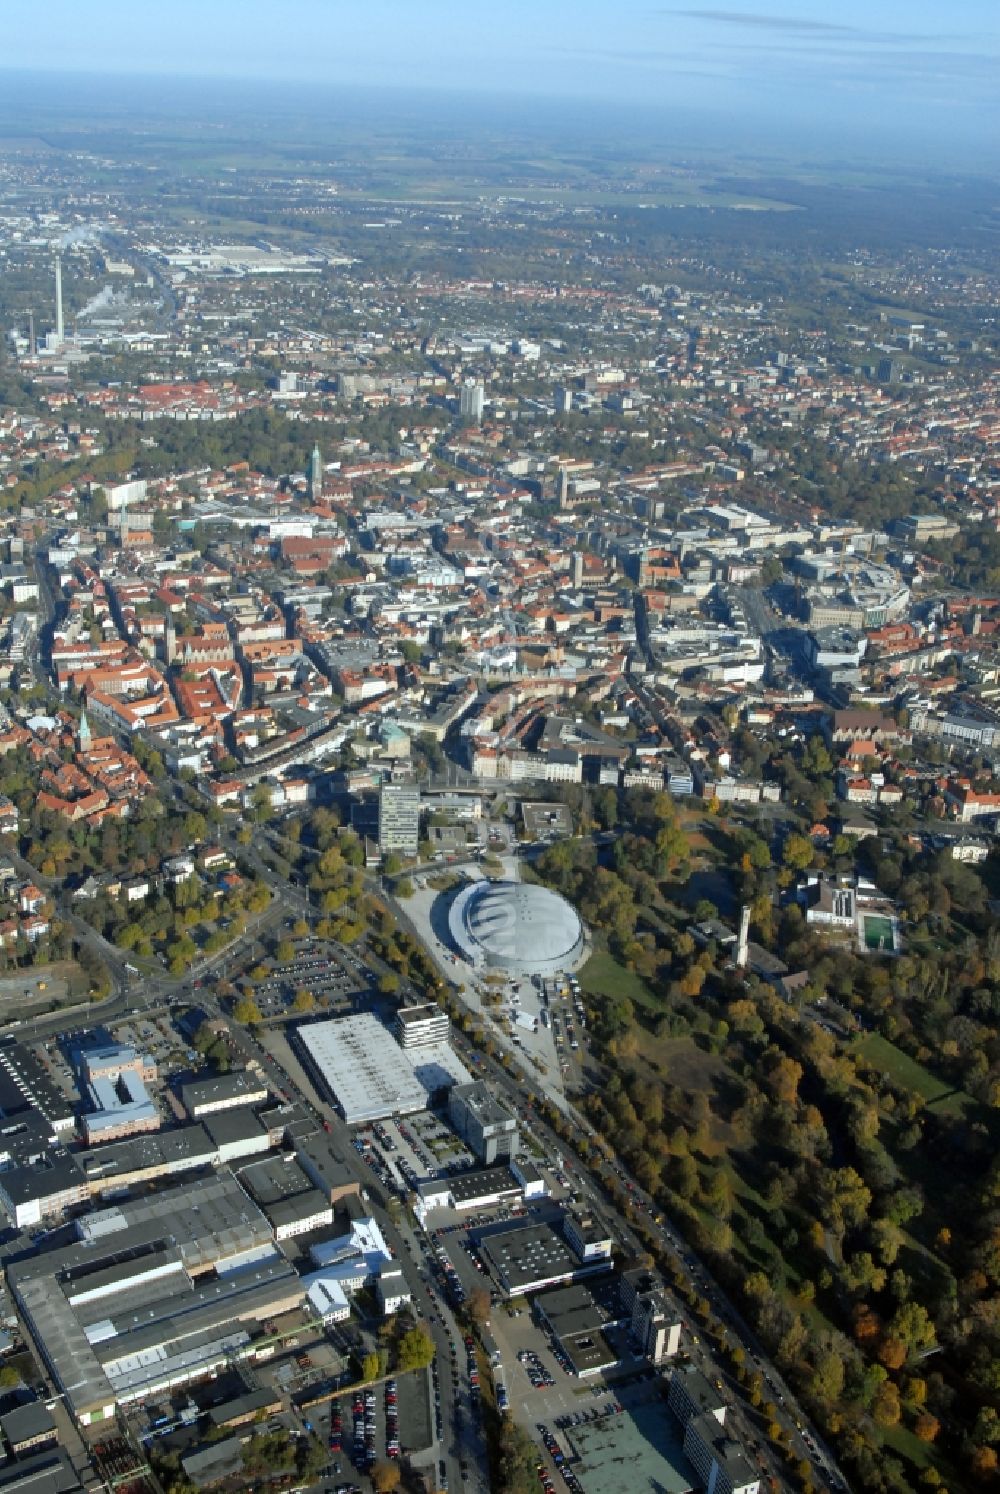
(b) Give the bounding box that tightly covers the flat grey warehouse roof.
[298,1015,434,1124]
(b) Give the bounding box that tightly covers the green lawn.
[878,1422,935,1472]
[853,1033,974,1117]
[579,946,658,1011]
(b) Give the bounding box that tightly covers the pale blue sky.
[6,1,999,158]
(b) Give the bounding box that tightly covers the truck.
[514,1010,538,1033]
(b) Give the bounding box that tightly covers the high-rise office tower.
[378,784,421,858]
[459,379,485,424]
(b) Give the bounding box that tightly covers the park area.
[579,945,658,1012]
[853,1032,974,1118]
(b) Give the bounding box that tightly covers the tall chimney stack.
[736,903,751,969]
[55,256,64,344]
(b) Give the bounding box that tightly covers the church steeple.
[78,709,92,753]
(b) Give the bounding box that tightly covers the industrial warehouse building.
[79,1045,159,1145]
[302,1213,409,1322]
[534,1281,622,1378]
[181,1069,269,1119]
[295,1014,471,1125]
[237,1152,333,1239]
[7,1172,303,1426]
[479,1214,614,1297]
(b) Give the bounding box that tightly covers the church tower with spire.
[78,708,92,755]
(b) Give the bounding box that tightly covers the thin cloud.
[673,8,855,33]
[667,9,955,44]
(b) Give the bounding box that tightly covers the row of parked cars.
[434,1240,466,1307]
[464,1333,480,1404]
[351,1388,376,1470]
[518,1348,554,1390]
[554,1404,623,1432]
[385,1377,400,1460]
[545,1334,574,1376]
[537,1425,583,1494]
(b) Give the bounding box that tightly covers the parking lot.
[391,1112,477,1179]
[353,1111,479,1200]
[318,1364,434,1488]
[0,965,74,1014]
[246,943,367,1021]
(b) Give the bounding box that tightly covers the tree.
[396,1324,434,1372]
[783,833,815,872]
[292,988,315,1012]
[872,1380,902,1427]
[914,1413,940,1443]
[970,1446,998,1478]
[972,1408,1000,1447]
[497,1418,543,1494]
[878,1337,907,1371]
[766,1054,803,1106]
[889,1302,935,1354]
[760,553,784,587]
[250,783,274,823]
[672,1153,700,1201]
[234,995,262,1026]
[371,1463,401,1494]
[360,1351,380,1382]
[872,1218,904,1266]
[184,811,207,844]
[810,1348,845,1402]
[818,1167,872,1233]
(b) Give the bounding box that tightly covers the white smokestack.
[736,904,751,969]
[55,256,64,343]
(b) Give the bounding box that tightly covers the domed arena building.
[447,878,587,977]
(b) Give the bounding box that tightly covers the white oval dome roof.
[464,880,583,966]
